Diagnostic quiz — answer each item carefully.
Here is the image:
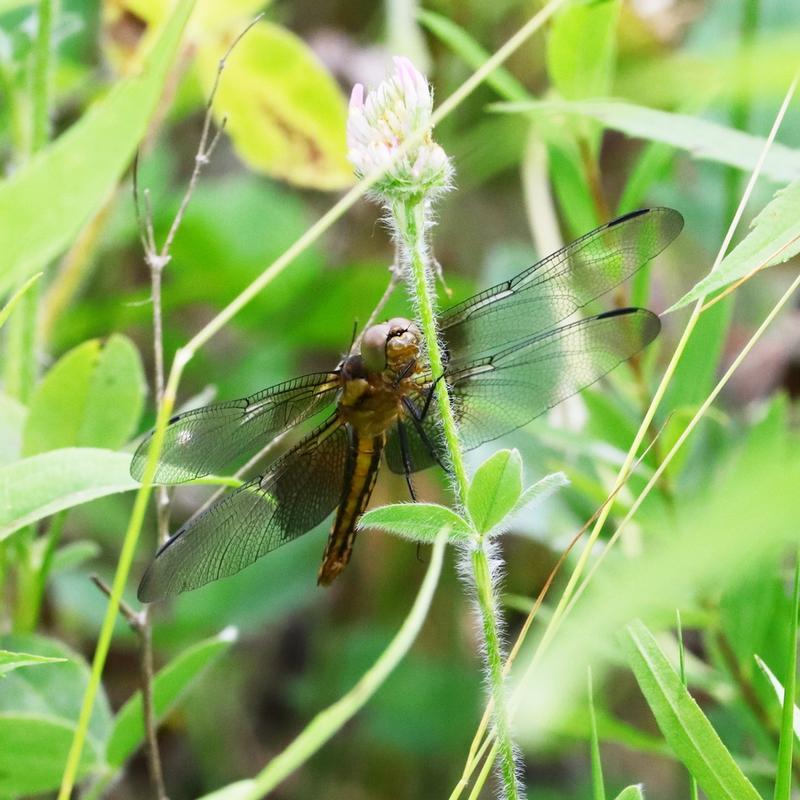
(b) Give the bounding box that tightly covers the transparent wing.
[440,207,682,366]
[449,308,660,450]
[131,372,340,484]
[387,308,659,473]
[138,416,349,601]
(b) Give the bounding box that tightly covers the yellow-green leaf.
[195,20,352,190]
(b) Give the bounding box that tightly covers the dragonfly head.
[361,317,421,374]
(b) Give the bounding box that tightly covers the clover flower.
[346,56,453,201]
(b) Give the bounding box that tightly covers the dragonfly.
[132,206,683,601]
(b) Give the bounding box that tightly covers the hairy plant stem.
[394,197,519,799]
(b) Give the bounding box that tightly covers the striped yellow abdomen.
[317,431,385,585]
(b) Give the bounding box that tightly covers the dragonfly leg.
[397,420,418,502]
[402,394,449,473]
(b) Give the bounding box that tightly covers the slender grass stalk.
[57,3,569,792]
[240,531,447,798]
[31,0,54,152]
[773,551,800,800]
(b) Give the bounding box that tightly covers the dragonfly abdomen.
[317,430,385,585]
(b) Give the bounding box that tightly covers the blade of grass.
[588,667,606,800]
[677,610,700,800]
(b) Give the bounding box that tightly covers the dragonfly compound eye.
[361,323,391,373]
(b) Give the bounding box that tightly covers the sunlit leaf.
[0,448,138,540]
[613,787,644,800]
[0,0,195,295]
[491,99,800,184]
[196,20,352,190]
[0,650,66,676]
[512,471,569,516]
[359,503,471,542]
[466,449,523,535]
[107,627,238,767]
[621,620,761,800]
[754,654,800,742]
[670,178,800,310]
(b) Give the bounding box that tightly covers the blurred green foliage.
[0,0,799,798]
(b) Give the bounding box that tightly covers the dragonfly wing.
[138,416,349,601]
[440,207,682,365]
[448,308,660,451]
[131,372,340,484]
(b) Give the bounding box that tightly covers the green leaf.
[78,335,146,450]
[622,620,761,800]
[613,788,644,800]
[754,655,800,742]
[50,539,102,574]
[512,471,569,516]
[23,335,145,455]
[466,449,523,535]
[0,0,195,295]
[491,99,800,184]
[0,391,26,465]
[0,272,42,330]
[0,448,138,540]
[547,1,620,100]
[0,650,66,676]
[0,633,112,794]
[588,669,605,800]
[0,714,99,794]
[107,627,238,767]
[774,553,800,800]
[669,179,800,310]
[195,20,352,190]
[358,503,471,542]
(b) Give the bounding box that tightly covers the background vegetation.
[1,0,799,798]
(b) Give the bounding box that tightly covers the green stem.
[472,546,519,798]
[394,198,470,499]
[31,0,54,152]
[396,197,519,799]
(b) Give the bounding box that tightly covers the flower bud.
[347,56,453,201]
